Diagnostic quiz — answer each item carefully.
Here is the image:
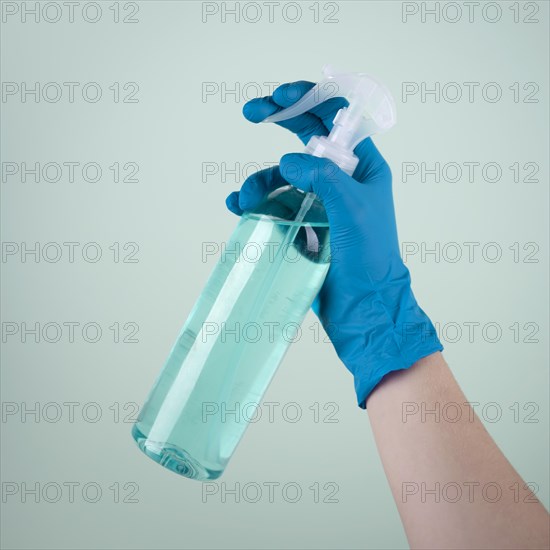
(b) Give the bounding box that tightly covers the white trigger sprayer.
[263,65,397,176]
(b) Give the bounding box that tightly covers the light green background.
[1,1,548,549]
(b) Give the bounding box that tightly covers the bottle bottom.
[131,425,222,481]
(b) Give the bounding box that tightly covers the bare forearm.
[367,352,550,550]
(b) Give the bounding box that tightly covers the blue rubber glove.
[226,81,443,408]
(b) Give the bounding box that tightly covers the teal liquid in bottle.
[132,186,330,480]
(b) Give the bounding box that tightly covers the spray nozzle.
[263,65,397,175]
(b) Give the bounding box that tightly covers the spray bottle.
[132,67,396,480]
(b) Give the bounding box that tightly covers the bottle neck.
[304,135,359,176]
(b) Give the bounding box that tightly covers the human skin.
[367,352,550,549]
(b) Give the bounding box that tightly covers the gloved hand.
[226,80,443,408]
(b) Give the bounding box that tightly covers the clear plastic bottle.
[132,67,396,480]
[132,187,330,480]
